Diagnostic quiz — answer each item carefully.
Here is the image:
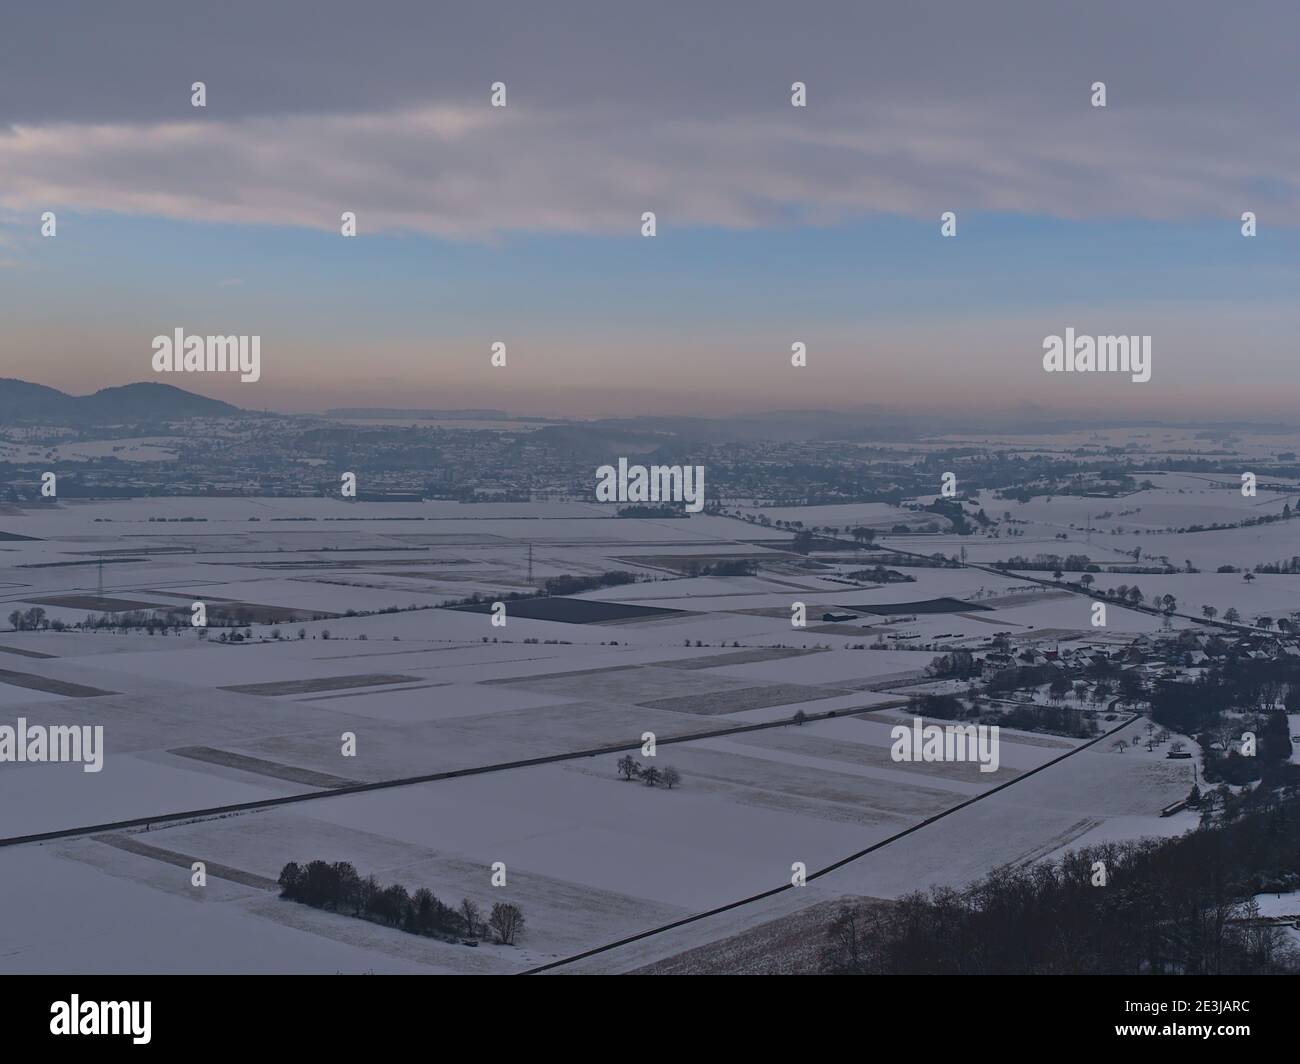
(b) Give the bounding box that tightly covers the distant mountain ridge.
[0,379,243,423]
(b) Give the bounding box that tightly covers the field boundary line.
[519,713,1138,974]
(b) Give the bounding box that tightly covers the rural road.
[0,696,913,849]
[520,711,1138,974]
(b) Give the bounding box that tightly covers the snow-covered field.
[0,472,1254,972]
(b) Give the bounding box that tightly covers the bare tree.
[488,902,525,945]
[662,766,682,790]
[460,897,482,938]
[616,754,641,781]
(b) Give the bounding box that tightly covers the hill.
[0,379,242,423]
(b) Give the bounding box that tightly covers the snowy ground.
[0,479,1245,973]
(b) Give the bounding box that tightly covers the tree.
[616,754,641,781]
[277,861,303,898]
[1202,605,1217,620]
[358,874,381,917]
[377,883,412,927]
[333,862,362,914]
[1118,672,1145,706]
[792,709,808,726]
[641,765,662,787]
[662,766,682,789]
[825,904,870,973]
[460,897,482,939]
[1080,574,1094,590]
[488,902,525,945]
[1224,608,1241,624]
[412,888,437,933]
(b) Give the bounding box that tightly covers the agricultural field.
[0,462,1226,974]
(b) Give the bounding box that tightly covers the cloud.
[3,2,1300,241]
[2,93,1299,243]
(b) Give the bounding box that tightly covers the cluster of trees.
[1255,556,1300,575]
[845,566,915,585]
[615,755,682,789]
[867,552,961,570]
[75,611,319,638]
[992,553,1097,573]
[448,570,641,609]
[910,688,1095,739]
[277,860,526,945]
[986,662,1140,703]
[731,516,884,543]
[7,607,48,631]
[682,559,759,577]
[906,692,967,719]
[790,530,826,554]
[1196,600,1300,626]
[543,571,637,596]
[822,786,1300,974]
[1173,508,1293,535]
[927,650,979,680]
[25,602,424,638]
[1149,661,1297,784]
[1001,702,1094,737]
[1101,583,1151,606]
[997,473,1148,503]
[916,498,982,535]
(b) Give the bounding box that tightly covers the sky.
[2,0,1299,421]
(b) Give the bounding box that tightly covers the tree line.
[616,756,682,789]
[822,781,1300,974]
[278,860,525,945]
